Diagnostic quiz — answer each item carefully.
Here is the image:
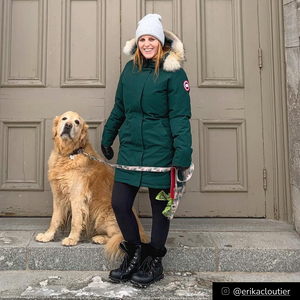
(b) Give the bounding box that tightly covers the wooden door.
[121,0,268,217]
[0,0,120,216]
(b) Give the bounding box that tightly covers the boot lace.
[123,250,139,272]
[138,256,153,274]
[120,254,130,271]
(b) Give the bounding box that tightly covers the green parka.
[102,30,192,189]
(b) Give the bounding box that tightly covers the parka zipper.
[139,70,152,170]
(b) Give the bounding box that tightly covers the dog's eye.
[62,117,67,121]
[75,120,80,125]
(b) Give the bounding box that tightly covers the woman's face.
[138,35,160,59]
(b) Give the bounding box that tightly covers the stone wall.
[284,0,300,233]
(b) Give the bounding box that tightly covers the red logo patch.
[183,80,190,92]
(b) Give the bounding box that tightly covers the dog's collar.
[69,147,84,160]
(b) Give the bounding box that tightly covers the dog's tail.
[104,232,124,262]
[105,211,149,262]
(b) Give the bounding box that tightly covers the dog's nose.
[65,122,73,129]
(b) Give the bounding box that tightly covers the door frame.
[261,0,291,222]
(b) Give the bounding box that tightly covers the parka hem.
[114,179,170,190]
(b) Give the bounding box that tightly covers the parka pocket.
[156,122,173,148]
[119,120,131,144]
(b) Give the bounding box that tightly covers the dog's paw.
[62,237,78,246]
[92,235,108,244]
[35,233,53,243]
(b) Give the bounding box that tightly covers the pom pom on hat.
[136,14,165,46]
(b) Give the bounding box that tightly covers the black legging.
[111,181,170,249]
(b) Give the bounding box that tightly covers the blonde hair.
[133,41,170,77]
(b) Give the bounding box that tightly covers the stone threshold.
[0,218,300,272]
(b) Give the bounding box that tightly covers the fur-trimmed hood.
[123,30,185,72]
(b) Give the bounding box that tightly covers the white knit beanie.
[136,14,165,46]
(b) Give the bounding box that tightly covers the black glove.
[101,145,114,160]
[172,165,189,173]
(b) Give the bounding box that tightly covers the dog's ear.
[80,123,89,147]
[52,116,60,139]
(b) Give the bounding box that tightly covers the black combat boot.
[109,241,141,283]
[130,245,167,288]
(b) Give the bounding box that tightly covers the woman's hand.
[172,165,189,172]
[101,145,114,160]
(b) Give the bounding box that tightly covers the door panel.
[0,0,120,216]
[1,0,47,87]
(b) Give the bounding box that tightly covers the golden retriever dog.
[36,111,148,260]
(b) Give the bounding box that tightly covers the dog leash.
[167,165,194,220]
[72,149,194,220]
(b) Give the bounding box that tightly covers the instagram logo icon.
[221,287,230,296]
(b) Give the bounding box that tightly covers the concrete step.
[1,218,300,273]
[1,270,300,299]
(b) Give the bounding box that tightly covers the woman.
[101,14,192,287]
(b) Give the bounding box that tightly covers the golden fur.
[35,111,148,260]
